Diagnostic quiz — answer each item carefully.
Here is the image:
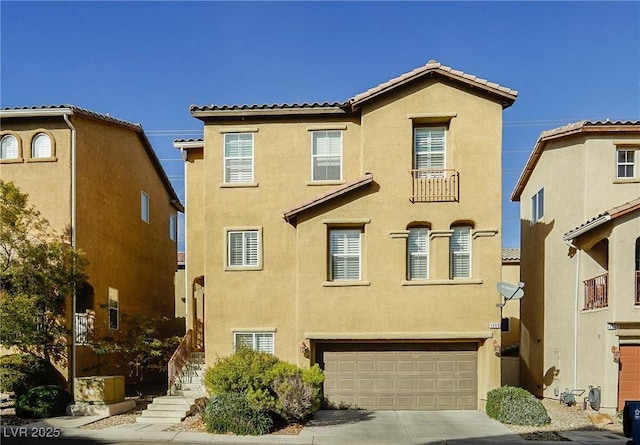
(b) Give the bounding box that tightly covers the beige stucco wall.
[518,131,640,411]
[187,76,509,408]
[501,261,521,348]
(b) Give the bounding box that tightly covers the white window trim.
[224,227,263,271]
[233,331,275,354]
[450,226,472,279]
[531,188,544,224]
[407,227,429,280]
[414,127,446,176]
[141,191,150,223]
[311,130,343,182]
[223,133,254,184]
[616,148,637,179]
[329,228,362,282]
[1,134,20,160]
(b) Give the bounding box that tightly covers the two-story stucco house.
[0,105,184,383]
[176,60,517,410]
[512,120,640,412]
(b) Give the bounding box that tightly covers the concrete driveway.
[300,409,526,444]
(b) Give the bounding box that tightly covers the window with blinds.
[450,226,471,279]
[414,127,445,174]
[234,332,274,354]
[312,131,342,181]
[228,230,259,267]
[1,135,19,159]
[32,133,52,158]
[224,133,254,183]
[408,228,429,280]
[330,229,361,281]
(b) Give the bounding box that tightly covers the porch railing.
[75,312,94,345]
[168,329,193,395]
[410,169,459,202]
[194,319,204,351]
[584,273,608,310]
[636,271,640,305]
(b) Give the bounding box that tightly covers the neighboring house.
[176,60,517,410]
[175,252,187,320]
[500,248,521,386]
[0,105,184,383]
[512,120,640,412]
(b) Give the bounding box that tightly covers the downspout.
[63,113,77,402]
[180,147,189,332]
[564,238,580,391]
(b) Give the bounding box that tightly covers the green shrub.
[272,373,318,421]
[204,348,280,396]
[0,354,64,396]
[204,392,273,435]
[486,386,550,426]
[15,385,72,419]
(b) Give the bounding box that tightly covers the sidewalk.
[1,412,632,445]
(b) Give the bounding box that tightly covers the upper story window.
[617,149,636,179]
[329,229,361,281]
[32,133,52,158]
[234,332,274,354]
[414,127,445,175]
[312,131,342,181]
[227,229,261,269]
[531,188,544,224]
[169,214,177,241]
[1,135,19,160]
[108,287,119,330]
[224,133,254,184]
[450,225,471,279]
[407,227,429,280]
[141,191,150,223]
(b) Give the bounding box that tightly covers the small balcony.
[584,273,608,310]
[410,169,459,203]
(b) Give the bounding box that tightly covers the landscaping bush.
[204,348,280,396]
[486,386,551,426]
[204,392,273,435]
[272,373,317,421]
[0,354,64,396]
[15,385,72,419]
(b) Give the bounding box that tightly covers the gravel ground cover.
[1,392,626,440]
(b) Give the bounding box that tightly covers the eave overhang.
[283,173,374,224]
[563,197,640,242]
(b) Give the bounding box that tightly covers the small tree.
[0,181,87,364]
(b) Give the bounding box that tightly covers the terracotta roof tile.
[563,196,640,240]
[501,248,520,263]
[1,104,143,130]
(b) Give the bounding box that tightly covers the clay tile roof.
[190,102,347,113]
[563,196,640,240]
[283,173,374,223]
[177,252,186,264]
[511,120,640,201]
[501,248,521,263]
[348,60,518,109]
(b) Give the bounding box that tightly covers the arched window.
[407,226,430,280]
[32,133,52,158]
[1,134,19,160]
[450,224,472,279]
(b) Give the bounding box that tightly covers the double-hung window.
[227,230,259,268]
[1,135,19,160]
[224,133,254,183]
[450,226,471,279]
[312,131,342,181]
[329,229,361,281]
[407,228,429,280]
[414,127,445,176]
[617,149,636,179]
[531,188,544,224]
[234,332,274,354]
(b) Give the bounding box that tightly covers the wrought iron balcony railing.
[584,273,608,310]
[410,169,459,203]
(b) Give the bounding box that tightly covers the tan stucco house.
[512,120,640,412]
[176,60,517,410]
[0,105,184,383]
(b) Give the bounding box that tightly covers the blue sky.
[2,1,639,250]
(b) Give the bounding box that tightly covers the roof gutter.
[1,107,75,118]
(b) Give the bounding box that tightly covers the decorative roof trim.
[173,138,204,149]
[563,197,640,241]
[511,120,640,201]
[348,60,517,110]
[283,173,374,224]
[190,102,349,119]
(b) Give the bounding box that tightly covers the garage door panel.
[618,345,640,410]
[322,345,477,410]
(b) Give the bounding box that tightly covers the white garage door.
[321,343,478,410]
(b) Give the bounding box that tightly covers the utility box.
[623,400,640,444]
[74,376,125,405]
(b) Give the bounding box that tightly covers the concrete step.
[149,396,194,406]
[136,415,183,424]
[139,409,187,418]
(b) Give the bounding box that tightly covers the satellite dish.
[497,281,524,302]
